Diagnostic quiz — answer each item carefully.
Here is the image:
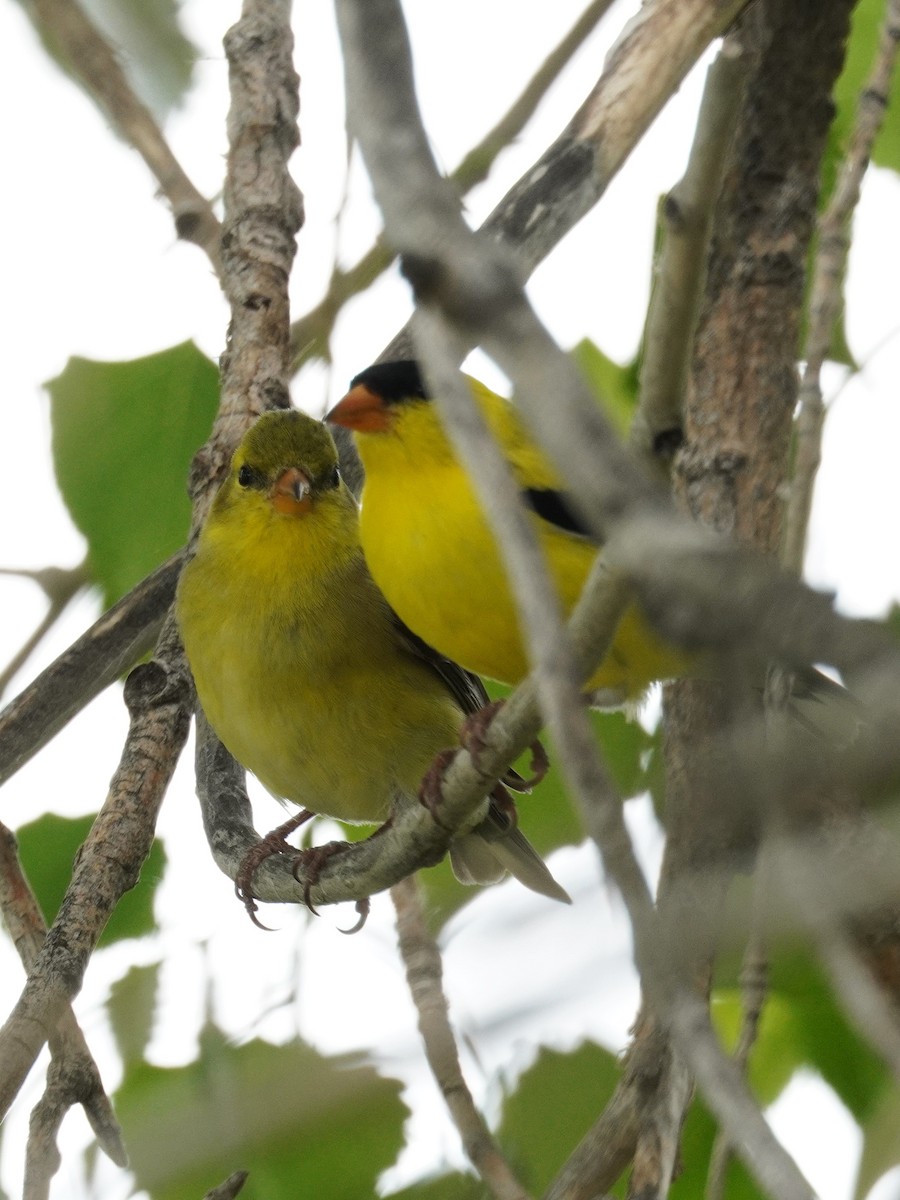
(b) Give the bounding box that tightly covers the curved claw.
[291,840,351,914]
[235,809,316,927]
[517,737,550,790]
[460,699,551,791]
[340,898,371,935]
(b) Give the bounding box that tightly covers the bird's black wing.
[390,610,538,794]
[522,487,598,541]
[390,610,488,715]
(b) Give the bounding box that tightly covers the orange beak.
[325,384,391,433]
[270,467,312,516]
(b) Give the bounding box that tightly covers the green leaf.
[854,1082,900,1200]
[48,342,219,607]
[15,0,199,122]
[710,989,803,1106]
[672,1099,766,1200]
[767,949,887,1124]
[572,339,639,439]
[592,710,657,801]
[108,963,161,1070]
[115,1027,407,1200]
[16,813,166,947]
[497,1042,621,1193]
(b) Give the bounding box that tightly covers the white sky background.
[1,0,899,1196]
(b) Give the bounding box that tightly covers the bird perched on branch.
[326,359,687,702]
[176,409,568,918]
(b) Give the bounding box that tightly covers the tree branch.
[392,876,531,1200]
[0,824,126,1198]
[0,551,183,789]
[0,620,192,1122]
[290,0,617,368]
[0,561,89,699]
[631,34,748,478]
[25,0,223,273]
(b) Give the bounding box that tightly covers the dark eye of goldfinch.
[328,465,340,489]
[237,465,254,487]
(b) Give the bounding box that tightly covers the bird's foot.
[418,748,457,829]
[235,809,316,928]
[290,840,349,914]
[291,840,374,933]
[460,699,550,790]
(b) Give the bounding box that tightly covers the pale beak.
[270,467,312,515]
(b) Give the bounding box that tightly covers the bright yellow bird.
[176,409,568,906]
[327,360,687,700]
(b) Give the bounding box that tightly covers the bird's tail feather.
[450,810,571,904]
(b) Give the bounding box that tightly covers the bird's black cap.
[350,360,431,405]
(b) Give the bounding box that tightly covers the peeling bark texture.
[0,635,192,1120]
[646,4,857,1187]
[195,3,305,516]
[681,0,856,550]
[665,0,857,867]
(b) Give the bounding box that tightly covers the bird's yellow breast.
[177,491,463,824]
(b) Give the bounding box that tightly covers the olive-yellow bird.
[327,360,686,700]
[176,409,568,904]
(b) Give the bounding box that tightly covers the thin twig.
[25,0,223,273]
[782,0,900,574]
[383,0,750,361]
[0,561,89,698]
[289,0,617,368]
[631,34,748,479]
[392,876,531,1200]
[705,852,771,1200]
[0,551,183,788]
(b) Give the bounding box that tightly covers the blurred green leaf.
[498,1042,621,1193]
[854,1082,900,1200]
[768,949,886,1124]
[710,989,801,1106]
[592,710,657,801]
[672,1099,766,1200]
[48,342,219,607]
[16,813,166,947]
[15,0,198,122]
[116,1026,407,1199]
[831,0,900,182]
[573,339,639,439]
[108,962,161,1070]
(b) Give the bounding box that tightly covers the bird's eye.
[328,465,340,489]
[237,465,255,488]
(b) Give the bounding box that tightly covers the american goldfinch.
[326,360,687,699]
[176,409,568,907]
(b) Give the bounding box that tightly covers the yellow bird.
[176,409,568,908]
[327,360,687,701]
